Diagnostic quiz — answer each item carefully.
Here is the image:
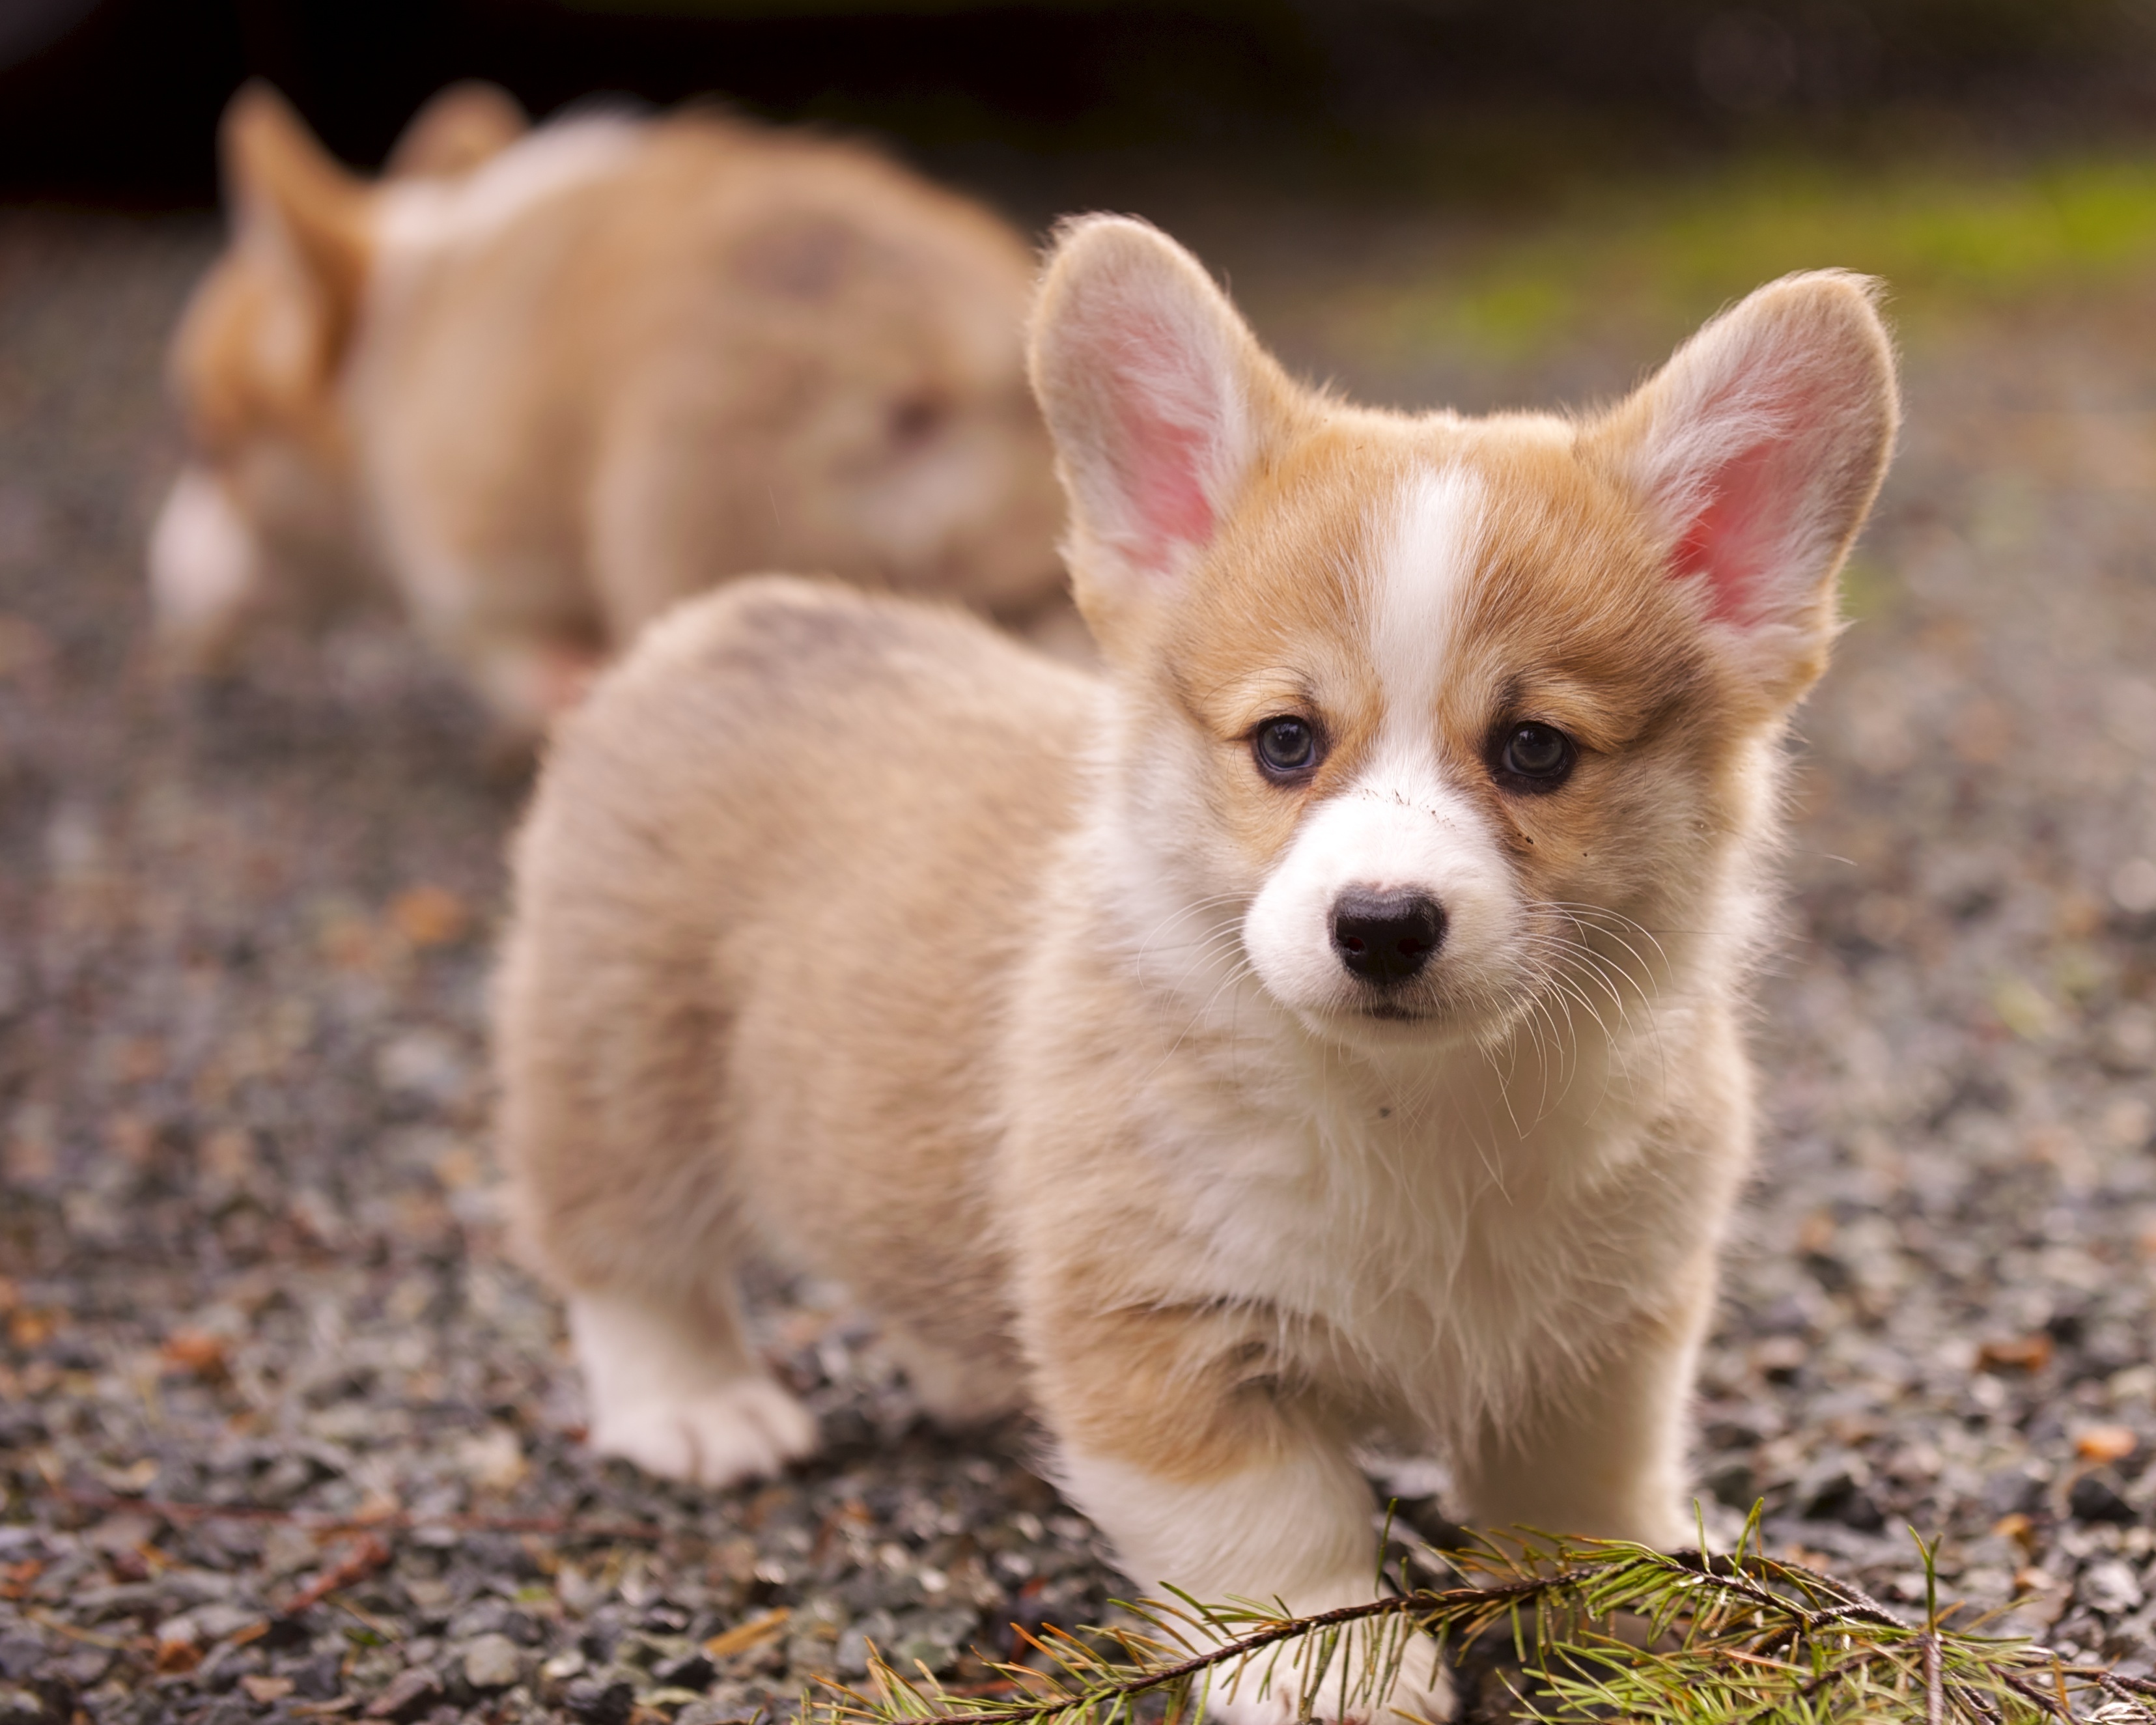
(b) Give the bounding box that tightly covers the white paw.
[588,1376,817,1489]
[1199,1634,1452,1725]
[148,467,261,670]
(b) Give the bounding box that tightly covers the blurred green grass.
[1370,150,2156,363]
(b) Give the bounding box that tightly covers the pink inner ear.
[1670,432,1791,624]
[1116,401,1214,569]
[1097,309,1220,572]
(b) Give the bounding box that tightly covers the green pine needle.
[808,1509,2156,1725]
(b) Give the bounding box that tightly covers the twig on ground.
[279,1534,393,1618]
[25,1609,137,1651]
[809,1513,2156,1725]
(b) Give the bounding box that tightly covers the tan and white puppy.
[496,218,1896,1720]
[150,82,1065,741]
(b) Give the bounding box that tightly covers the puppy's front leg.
[1451,1286,1712,1550]
[1035,1311,1449,1724]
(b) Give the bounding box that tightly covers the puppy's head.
[151,83,529,671]
[1030,217,1897,1052]
[707,149,1066,623]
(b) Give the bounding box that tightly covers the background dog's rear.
[150,84,1069,742]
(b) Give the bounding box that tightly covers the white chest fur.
[1126,979,1718,1442]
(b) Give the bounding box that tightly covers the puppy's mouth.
[1359,1002,1430,1022]
[1320,981,1522,1044]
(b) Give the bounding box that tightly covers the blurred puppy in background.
[149,81,1066,745]
[495,211,1896,1722]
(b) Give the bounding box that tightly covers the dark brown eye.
[1253,716,1321,779]
[1496,722,1575,788]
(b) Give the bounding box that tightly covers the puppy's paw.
[589,1376,817,1489]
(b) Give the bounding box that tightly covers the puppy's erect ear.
[1029,216,1294,613]
[219,82,374,379]
[385,81,529,178]
[1595,270,1898,703]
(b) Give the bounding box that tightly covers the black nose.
[1331,888,1445,985]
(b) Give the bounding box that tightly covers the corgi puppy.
[495,218,1896,1720]
[150,82,1065,744]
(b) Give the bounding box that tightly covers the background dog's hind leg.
[882,1324,1026,1428]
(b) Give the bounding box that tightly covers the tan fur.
[150,83,1065,740]
[496,221,1897,1722]
[382,83,528,178]
[499,582,1091,1426]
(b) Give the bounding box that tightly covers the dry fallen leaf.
[7,1308,53,1349]
[1978,1334,2053,1373]
[705,1606,791,1660]
[2075,1423,2138,1463]
[390,884,471,949]
[154,1632,201,1676]
[161,1329,229,1381]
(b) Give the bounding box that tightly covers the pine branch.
[810,1514,2156,1725]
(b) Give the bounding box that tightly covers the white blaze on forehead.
[1241,462,1522,1026]
[1365,464,1482,738]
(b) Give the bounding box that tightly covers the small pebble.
[363,1666,443,1721]
[462,1633,524,1691]
[2069,1475,2138,1526]
[565,1676,637,1725]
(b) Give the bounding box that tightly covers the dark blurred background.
[10,0,2156,208]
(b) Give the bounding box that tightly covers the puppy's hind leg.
[502,1040,818,1491]
[570,1283,816,1491]
[496,753,815,1492]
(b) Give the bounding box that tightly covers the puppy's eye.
[1496,722,1575,787]
[1252,716,1321,779]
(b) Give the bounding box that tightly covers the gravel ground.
[1,197,2154,1724]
